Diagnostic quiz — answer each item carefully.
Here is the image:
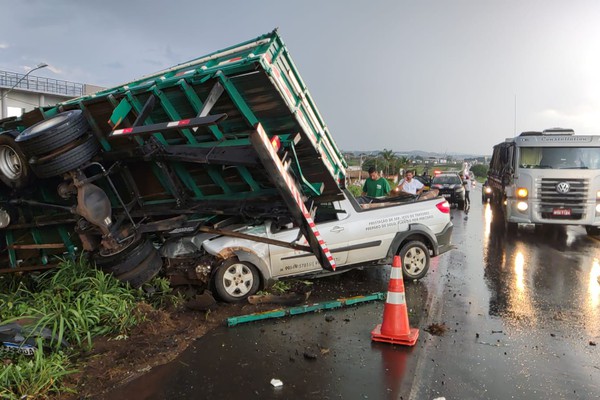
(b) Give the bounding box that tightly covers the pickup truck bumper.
[435,221,454,255]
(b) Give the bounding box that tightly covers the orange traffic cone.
[371,255,419,346]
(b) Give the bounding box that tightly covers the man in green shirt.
[361,167,391,197]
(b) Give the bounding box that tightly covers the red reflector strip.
[113,127,133,135]
[218,57,242,66]
[166,119,191,128]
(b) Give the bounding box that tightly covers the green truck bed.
[0,29,347,276]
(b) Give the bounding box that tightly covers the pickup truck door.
[268,201,350,278]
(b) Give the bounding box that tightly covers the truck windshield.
[518,147,600,169]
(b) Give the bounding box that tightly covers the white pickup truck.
[160,189,453,302]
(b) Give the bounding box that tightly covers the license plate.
[442,194,451,198]
[552,208,571,216]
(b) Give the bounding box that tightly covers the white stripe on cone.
[386,291,406,305]
[390,267,403,280]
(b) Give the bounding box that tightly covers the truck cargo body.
[0,30,347,284]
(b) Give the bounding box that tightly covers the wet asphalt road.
[108,187,600,400]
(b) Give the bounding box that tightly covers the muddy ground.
[61,268,389,399]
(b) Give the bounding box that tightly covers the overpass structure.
[0,69,101,119]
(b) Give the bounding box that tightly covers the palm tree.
[396,156,410,171]
[378,148,396,176]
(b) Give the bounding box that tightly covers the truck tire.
[116,249,163,289]
[15,110,90,156]
[505,220,518,233]
[30,136,99,178]
[585,225,600,236]
[0,135,32,190]
[94,237,155,276]
[399,241,430,280]
[213,259,260,303]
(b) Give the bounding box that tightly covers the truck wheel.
[30,136,99,178]
[585,225,600,236]
[117,249,163,289]
[506,220,518,233]
[399,241,430,280]
[213,259,260,303]
[94,237,155,276]
[15,110,90,156]
[0,135,32,189]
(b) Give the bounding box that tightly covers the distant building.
[0,69,102,119]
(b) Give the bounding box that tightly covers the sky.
[2,0,600,155]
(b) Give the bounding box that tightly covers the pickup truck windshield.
[519,147,600,169]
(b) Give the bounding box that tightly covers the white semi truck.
[488,128,600,234]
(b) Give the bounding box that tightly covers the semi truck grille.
[537,178,588,220]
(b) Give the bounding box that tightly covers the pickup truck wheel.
[214,259,260,303]
[30,135,99,178]
[585,225,600,236]
[399,241,430,280]
[15,110,90,156]
[0,135,32,189]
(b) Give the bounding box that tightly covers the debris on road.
[247,291,311,306]
[425,323,448,336]
[270,378,283,388]
[185,290,217,311]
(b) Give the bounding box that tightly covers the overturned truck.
[0,30,348,295]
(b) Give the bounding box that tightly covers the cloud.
[0,43,8,49]
[47,65,63,75]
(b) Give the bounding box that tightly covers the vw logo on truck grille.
[556,182,570,194]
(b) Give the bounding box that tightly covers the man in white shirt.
[394,170,424,195]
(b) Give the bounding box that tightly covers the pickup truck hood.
[159,224,268,258]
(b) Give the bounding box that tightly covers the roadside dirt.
[60,268,390,399]
[61,299,271,399]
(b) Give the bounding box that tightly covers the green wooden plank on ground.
[227,292,385,327]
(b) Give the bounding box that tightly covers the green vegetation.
[470,164,489,180]
[0,257,177,399]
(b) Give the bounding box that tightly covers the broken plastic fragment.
[270,378,283,388]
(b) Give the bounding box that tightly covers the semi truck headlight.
[517,201,528,211]
[516,188,528,198]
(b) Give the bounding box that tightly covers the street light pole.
[1,63,49,100]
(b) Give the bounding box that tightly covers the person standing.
[394,170,424,196]
[362,167,391,197]
[463,174,471,208]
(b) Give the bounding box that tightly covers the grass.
[0,256,177,399]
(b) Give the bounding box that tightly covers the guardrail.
[0,70,84,97]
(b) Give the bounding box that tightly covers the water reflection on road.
[482,202,600,335]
